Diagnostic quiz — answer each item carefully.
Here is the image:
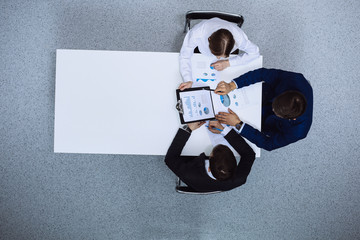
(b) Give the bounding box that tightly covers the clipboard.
[176,87,216,124]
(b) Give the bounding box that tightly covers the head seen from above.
[272,90,307,119]
[208,29,235,59]
[209,144,237,181]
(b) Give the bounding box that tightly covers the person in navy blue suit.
[214,68,313,151]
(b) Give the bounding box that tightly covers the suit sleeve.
[164,128,191,174]
[240,122,307,151]
[233,68,284,89]
[179,23,204,83]
[224,129,256,183]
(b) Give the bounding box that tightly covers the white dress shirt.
[179,17,260,83]
[204,159,217,180]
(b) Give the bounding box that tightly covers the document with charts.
[176,87,216,123]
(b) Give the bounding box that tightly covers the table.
[54,50,262,156]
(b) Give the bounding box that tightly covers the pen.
[205,125,223,132]
[208,89,223,93]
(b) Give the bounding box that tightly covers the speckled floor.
[1,1,359,239]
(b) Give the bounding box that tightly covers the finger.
[216,115,226,121]
[212,121,220,128]
[214,87,224,94]
[219,112,229,116]
[208,127,221,134]
[228,108,234,114]
[216,81,225,88]
[217,119,225,124]
[209,121,218,127]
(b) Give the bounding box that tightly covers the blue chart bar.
[196,78,216,82]
[184,96,193,118]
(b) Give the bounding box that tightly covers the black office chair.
[184,10,244,54]
[175,177,222,195]
[184,10,244,33]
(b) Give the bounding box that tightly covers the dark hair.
[208,29,235,58]
[272,90,307,119]
[209,144,237,181]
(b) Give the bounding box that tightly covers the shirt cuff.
[220,126,232,136]
[228,57,235,67]
[234,123,246,134]
[232,80,238,89]
[180,125,192,134]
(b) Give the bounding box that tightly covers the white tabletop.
[54,50,262,156]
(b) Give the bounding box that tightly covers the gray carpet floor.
[1,1,359,239]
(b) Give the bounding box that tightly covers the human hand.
[187,121,206,131]
[214,81,236,95]
[207,120,224,134]
[178,81,193,91]
[216,108,241,126]
[210,60,230,71]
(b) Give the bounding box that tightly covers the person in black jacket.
[165,120,256,192]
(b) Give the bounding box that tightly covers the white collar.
[205,159,217,180]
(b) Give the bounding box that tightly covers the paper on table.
[207,85,262,156]
[192,57,221,90]
[210,88,256,114]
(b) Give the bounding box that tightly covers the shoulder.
[286,119,312,139]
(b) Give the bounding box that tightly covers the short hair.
[209,144,237,181]
[272,90,307,119]
[208,29,235,58]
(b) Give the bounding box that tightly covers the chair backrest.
[184,10,244,33]
[175,178,222,195]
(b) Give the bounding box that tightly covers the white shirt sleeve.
[228,29,260,67]
[179,24,203,83]
[220,126,232,136]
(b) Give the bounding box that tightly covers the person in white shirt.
[179,17,260,90]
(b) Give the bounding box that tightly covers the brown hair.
[208,29,235,58]
[209,144,237,181]
[272,90,307,119]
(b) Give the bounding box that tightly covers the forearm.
[179,31,196,83]
[224,129,255,158]
[165,128,190,163]
[233,68,265,88]
[240,124,289,151]
[179,55,193,83]
[228,52,259,67]
[224,130,255,181]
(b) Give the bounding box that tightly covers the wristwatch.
[235,121,243,131]
[181,125,192,133]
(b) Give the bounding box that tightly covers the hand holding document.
[214,81,236,95]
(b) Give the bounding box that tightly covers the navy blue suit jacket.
[233,68,313,151]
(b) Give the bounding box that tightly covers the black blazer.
[165,128,256,192]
